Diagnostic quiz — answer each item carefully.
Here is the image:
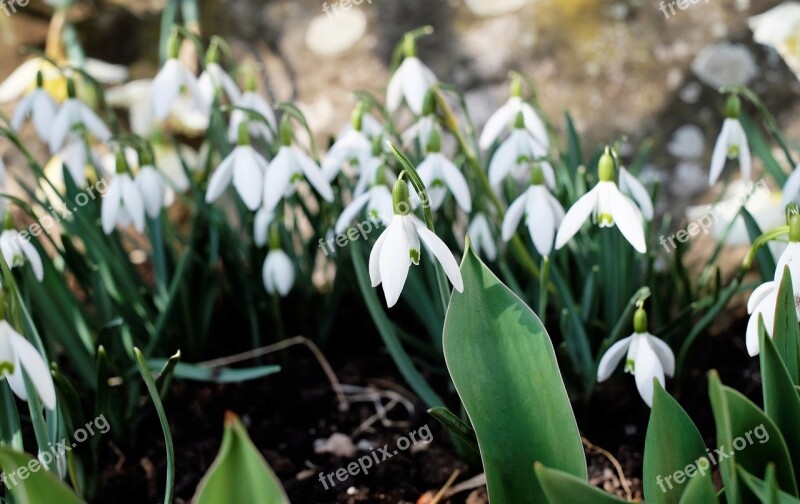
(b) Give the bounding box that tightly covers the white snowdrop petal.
[555,187,598,250]
[415,222,463,292]
[335,192,371,234]
[596,336,633,382]
[8,326,56,410]
[634,338,665,408]
[479,100,515,150]
[647,334,675,378]
[378,219,412,307]
[610,190,647,253]
[619,168,654,221]
[709,119,734,185]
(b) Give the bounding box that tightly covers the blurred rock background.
[0,0,796,215]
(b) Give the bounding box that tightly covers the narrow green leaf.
[444,243,585,503]
[134,348,175,504]
[193,411,289,504]
[774,266,800,385]
[738,465,800,504]
[678,458,718,504]
[146,360,280,384]
[644,382,707,503]
[708,371,798,503]
[535,463,625,503]
[741,208,776,280]
[426,407,479,453]
[760,330,800,483]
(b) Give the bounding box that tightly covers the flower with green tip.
[502,168,564,256]
[467,213,497,262]
[10,71,57,142]
[386,36,437,115]
[555,150,647,253]
[0,228,43,282]
[488,113,551,187]
[206,128,269,211]
[0,320,56,410]
[597,306,674,408]
[369,178,463,307]
[709,95,751,185]
[48,79,111,153]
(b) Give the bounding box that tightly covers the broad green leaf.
[194,411,290,504]
[678,458,718,504]
[708,371,797,503]
[644,382,707,503]
[0,447,86,503]
[535,463,625,503]
[738,465,800,504]
[760,330,800,483]
[444,243,585,503]
[774,266,800,385]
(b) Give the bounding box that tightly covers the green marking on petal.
[410,248,420,265]
[431,179,445,189]
[290,173,304,184]
[727,145,740,158]
[598,213,614,227]
[0,361,14,376]
[516,155,531,164]
[624,359,635,373]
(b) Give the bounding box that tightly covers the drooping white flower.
[597,321,675,408]
[263,249,295,296]
[106,79,155,137]
[340,112,383,140]
[369,180,463,307]
[0,229,43,281]
[783,165,800,206]
[263,143,334,212]
[746,241,800,356]
[135,166,167,219]
[502,178,564,257]
[198,62,241,107]
[467,213,497,261]
[555,151,646,253]
[415,151,471,212]
[0,56,128,104]
[401,115,436,149]
[386,36,437,115]
[709,96,751,185]
[205,144,268,211]
[253,207,275,248]
[48,81,111,153]
[151,56,206,122]
[0,320,56,410]
[335,185,393,234]
[321,126,372,181]
[488,120,552,187]
[227,90,277,145]
[480,92,548,151]
[10,74,57,142]
[101,160,145,234]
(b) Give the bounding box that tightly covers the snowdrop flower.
[415,130,471,212]
[479,78,548,151]
[467,213,496,261]
[488,113,552,187]
[746,223,800,356]
[135,162,167,219]
[401,114,436,150]
[502,166,564,256]
[262,231,295,296]
[106,79,155,137]
[597,306,674,407]
[151,31,207,122]
[253,207,275,247]
[263,121,334,211]
[49,79,111,154]
[322,105,373,181]
[0,319,56,410]
[0,55,128,104]
[101,152,145,234]
[709,95,751,186]
[369,178,463,307]
[227,76,277,145]
[206,124,268,211]
[10,72,58,142]
[335,166,393,233]
[555,149,647,253]
[198,43,241,106]
[0,226,43,282]
[387,35,437,115]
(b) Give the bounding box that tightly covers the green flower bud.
[598,148,615,182]
[531,164,545,186]
[426,127,441,153]
[790,213,800,243]
[633,306,648,333]
[392,177,411,215]
[725,94,741,119]
[510,76,523,98]
[167,29,181,60]
[279,117,293,147]
[66,78,76,99]
[115,150,129,175]
[403,33,417,58]
[514,111,525,130]
[238,121,251,146]
[36,71,44,89]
